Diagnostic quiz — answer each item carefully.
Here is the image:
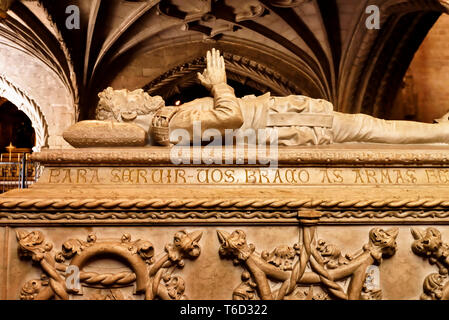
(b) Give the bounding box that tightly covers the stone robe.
[152,83,449,146]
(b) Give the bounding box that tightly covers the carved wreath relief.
[218,227,398,300]
[16,230,202,300]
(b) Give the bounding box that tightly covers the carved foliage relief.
[20,226,449,300]
[218,227,399,300]
[16,230,202,300]
[411,227,449,300]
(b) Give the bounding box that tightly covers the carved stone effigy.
[0,145,449,300]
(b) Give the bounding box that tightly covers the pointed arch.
[0,74,48,151]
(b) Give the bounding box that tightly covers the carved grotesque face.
[317,239,341,259]
[165,276,186,300]
[20,279,43,300]
[221,230,246,251]
[165,231,202,266]
[369,228,398,257]
[218,230,254,262]
[411,227,442,257]
[16,230,51,261]
[173,231,201,258]
[262,245,296,271]
[423,273,446,300]
[137,241,155,262]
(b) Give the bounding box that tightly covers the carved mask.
[369,228,398,258]
[411,227,443,257]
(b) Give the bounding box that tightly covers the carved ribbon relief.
[16,230,202,300]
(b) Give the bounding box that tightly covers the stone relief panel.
[411,227,449,300]
[217,226,398,300]
[6,225,449,300]
[15,228,202,300]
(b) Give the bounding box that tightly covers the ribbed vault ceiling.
[0,0,448,119]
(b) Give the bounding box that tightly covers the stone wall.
[391,14,449,123]
[0,43,75,149]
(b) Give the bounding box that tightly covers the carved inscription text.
[41,167,449,186]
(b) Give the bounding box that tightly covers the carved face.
[16,230,50,261]
[166,231,202,265]
[173,231,201,258]
[137,240,155,261]
[20,279,44,300]
[165,276,186,300]
[263,245,296,271]
[17,230,44,248]
[369,228,398,257]
[411,227,442,257]
[218,230,254,262]
[423,273,446,300]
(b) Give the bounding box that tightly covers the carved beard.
[120,111,138,121]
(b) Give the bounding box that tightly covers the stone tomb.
[1,145,449,300]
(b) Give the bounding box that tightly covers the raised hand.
[197,48,227,90]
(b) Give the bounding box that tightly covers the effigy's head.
[96,87,165,122]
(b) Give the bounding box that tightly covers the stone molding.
[31,146,449,166]
[0,210,449,225]
[1,197,449,212]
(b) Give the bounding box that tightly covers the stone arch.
[0,74,49,151]
[142,52,303,101]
